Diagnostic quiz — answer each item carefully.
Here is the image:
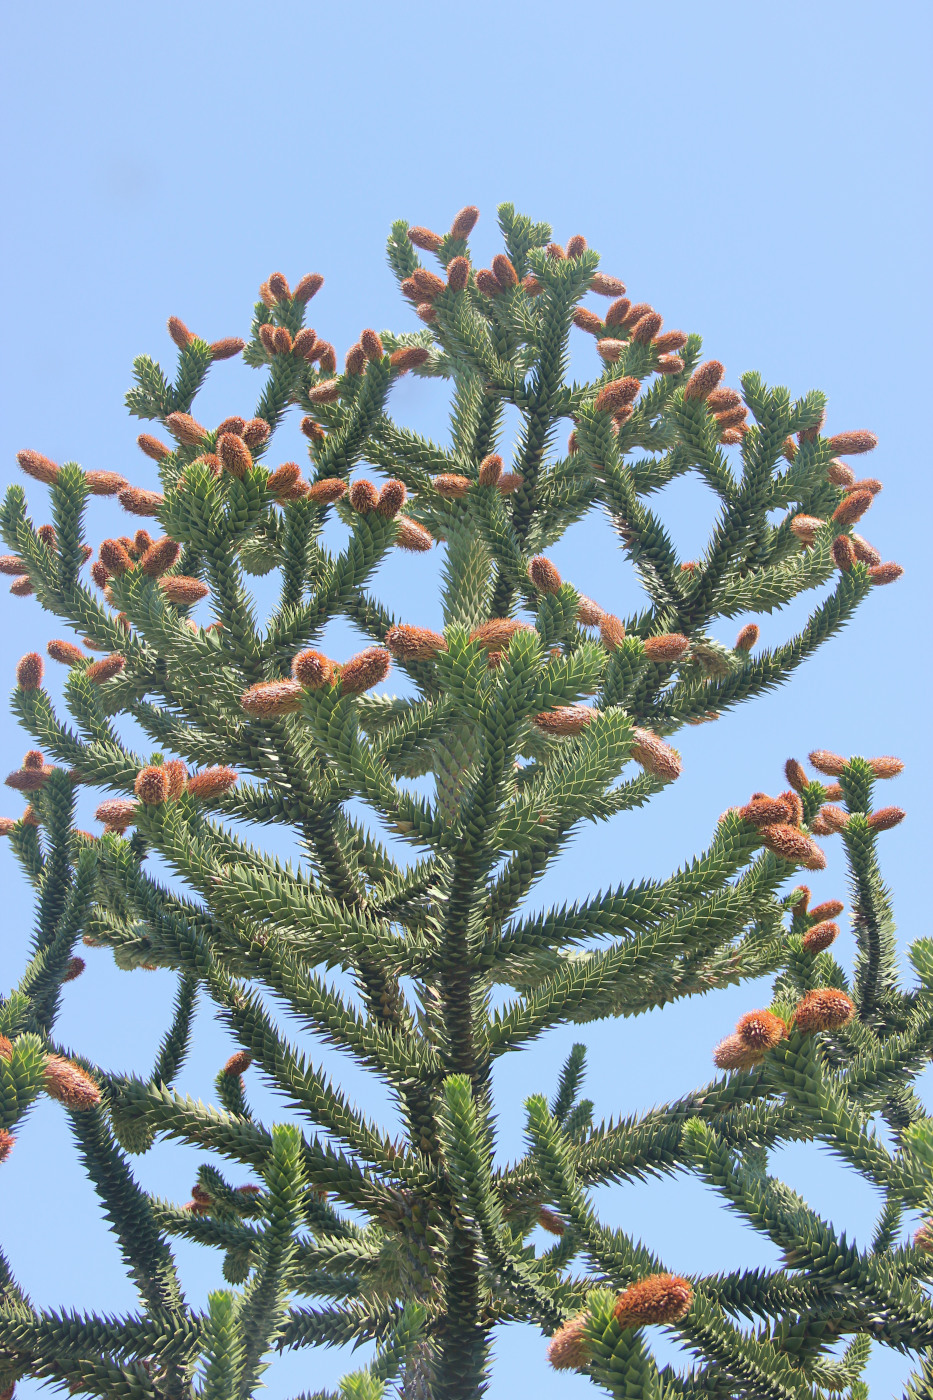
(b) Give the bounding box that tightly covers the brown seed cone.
[361,328,384,361]
[43,1056,101,1110]
[395,517,434,551]
[790,515,825,546]
[737,1010,787,1050]
[598,614,626,650]
[9,576,33,597]
[186,767,238,799]
[47,639,87,666]
[826,431,878,455]
[17,449,60,485]
[734,623,759,653]
[0,555,24,576]
[268,272,291,301]
[643,633,689,662]
[449,205,480,239]
[434,474,471,499]
[827,458,856,486]
[831,535,856,572]
[140,537,181,577]
[793,988,855,1034]
[713,405,748,431]
[492,254,518,290]
[867,805,905,831]
[164,411,207,445]
[162,760,188,799]
[590,272,626,296]
[470,619,535,651]
[85,469,129,497]
[478,453,503,486]
[308,379,340,405]
[349,479,380,514]
[293,272,324,304]
[632,311,663,345]
[167,315,193,349]
[99,539,135,577]
[596,338,626,362]
[630,728,681,782]
[446,255,471,291]
[546,1313,590,1372]
[135,765,168,805]
[832,490,873,526]
[160,576,209,605]
[565,234,587,258]
[216,433,252,479]
[714,1033,766,1071]
[378,480,407,518]
[528,556,562,594]
[573,307,604,334]
[533,706,593,735]
[614,1274,694,1328]
[385,625,448,660]
[850,534,881,566]
[604,297,631,326]
[241,679,304,717]
[408,225,444,252]
[209,337,246,360]
[868,561,903,585]
[684,360,725,401]
[390,345,430,371]
[340,647,391,695]
[595,377,640,413]
[760,823,824,867]
[16,653,44,691]
[576,595,604,626]
[809,749,846,777]
[119,487,164,517]
[803,920,839,953]
[267,463,304,501]
[307,478,347,504]
[292,650,336,689]
[412,267,446,300]
[87,654,126,684]
[344,343,366,375]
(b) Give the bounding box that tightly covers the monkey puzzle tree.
[0,202,927,1400]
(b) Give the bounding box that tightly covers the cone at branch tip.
[385,625,448,660]
[528,556,561,594]
[803,921,839,953]
[630,728,681,782]
[546,1313,590,1372]
[241,679,304,717]
[613,1274,693,1327]
[339,648,391,695]
[793,988,855,1033]
[292,650,337,689]
[16,653,43,690]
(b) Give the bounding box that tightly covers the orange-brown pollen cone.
[349,480,380,514]
[867,562,903,585]
[241,679,304,716]
[160,576,209,605]
[361,328,384,361]
[408,226,444,252]
[867,806,905,831]
[734,623,759,652]
[630,728,681,782]
[643,633,689,662]
[292,650,336,689]
[434,474,471,499]
[17,450,60,485]
[140,537,181,577]
[802,920,839,953]
[528,556,562,594]
[793,988,855,1033]
[714,1033,766,1071]
[377,480,407,518]
[736,1010,786,1050]
[449,206,480,239]
[595,377,640,413]
[684,360,725,401]
[43,1055,101,1110]
[826,431,877,455]
[395,518,434,551]
[16,653,44,691]
[385,625,448,660]
[478,454,503,487]
[546,1313,590,1372]
[613,1274,693,1328]
[85,471,128,496]
[86,654,126,684]
[590,273,626,296]
[135,766,168,805]
[533,706,593,735]
[390,346,429,371]
[469,619,535,651]
[99,539,135,577]
[339,647,391,695]
[224,1049,253,1075]
[832,491,873,527]
[218,433,253,479]
[447,256,470,291]
[186,767,238,799]
[307,478,347,504]
[165,412,207,445]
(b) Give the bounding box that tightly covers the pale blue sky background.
[1,2,931,1395]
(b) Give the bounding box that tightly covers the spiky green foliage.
[0,205,920,1399]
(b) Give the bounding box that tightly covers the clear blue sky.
[1,2,930,1395]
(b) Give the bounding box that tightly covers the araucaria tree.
[0,202,927,1400]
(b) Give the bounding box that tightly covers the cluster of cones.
[785,751,905,835]
[547,1273,694,1371]
[93,762,237,835]
[714,987,856,1072]
[0,1034,101,1170]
